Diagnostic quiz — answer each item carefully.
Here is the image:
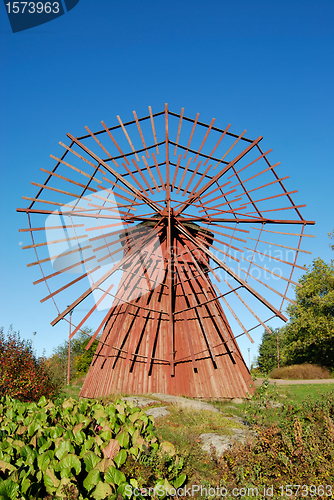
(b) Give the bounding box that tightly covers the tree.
[0,326,60,401]
[329,230,334,251]
[47,329,99,384]
[257,327,281,374]
[281,258,334,368]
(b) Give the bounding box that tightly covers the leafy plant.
[0,395,186,499]
[0,326,60,401]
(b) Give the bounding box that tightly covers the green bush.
[0,396,186,499]
[0,326,60,401]
[269,363,331,380]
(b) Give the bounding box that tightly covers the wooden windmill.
[18,105,314,399]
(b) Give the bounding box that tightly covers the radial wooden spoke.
[194,118,215,162]
[142,156,160,192]
[101,120,130,165]
[213,129,247,170]
[176,157,192,195]
[152,152,165,190]
[203,124,231,166]
[148,106,159,155]
[183,112,199,159]
[225,280,273,335]
[116,115,140,161]
[49,154,103,184]
[84,125,117,165]
[173,107,184,156]
[133,110,150,159]
[213,284,254,343]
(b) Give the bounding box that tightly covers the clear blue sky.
[1,0,334,363]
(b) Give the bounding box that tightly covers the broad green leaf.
[62,398,75,409]
[115,403,125,415]
[72,417,91,435]
[154,479,167,499]
[125,424,135,436]
[44,468,60,489]
[63,429,75,441]
[55,440,75,460]
[114,449,127,468]
[83,469,101,492]
[0,460,16,474]
[49,426,64,439]
[59,467,73,479]
[160,441,176,456]
[74,429,85,445]
[0,479,19,500]
[38,396,48,407]
[129,446,139,459]
[94,458,114,473]
[116,430,129,448]
[105,465,126,485]
[91,482,113,500]
[20,445,37,464]
[37,452,51,472]
[56,454,81,475]
[20,477,31,495]
[39,439,52,454]
[100,430,112,441]
[79,437,95,456]
[117,482,133,499]
[15,425,27,436]
[93,408,108,420]
[83,451,100,472]
[28,420,41,437]
[173,473,187,489]
[117,413,126,424]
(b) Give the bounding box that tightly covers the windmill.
[17,105,314,399]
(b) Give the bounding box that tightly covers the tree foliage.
[0,326,60,401]
[47,329,99,384]
[257,328,281,374]
[329,230,334,251]
[281,258,334,368]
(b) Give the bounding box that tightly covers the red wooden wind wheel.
[18,105,314,398]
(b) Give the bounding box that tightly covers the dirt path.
[255,378,334,386]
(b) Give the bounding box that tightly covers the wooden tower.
[17,105,315,399]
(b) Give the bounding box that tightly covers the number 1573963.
[5,2,60,14]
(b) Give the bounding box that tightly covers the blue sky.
[1,0,334,363]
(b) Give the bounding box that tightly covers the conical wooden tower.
[80,216,254,398]
[17,105,315,400]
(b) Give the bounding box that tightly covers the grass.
[276,382,334,404]
[58,383,81,400]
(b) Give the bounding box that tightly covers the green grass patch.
[277,382,334,404]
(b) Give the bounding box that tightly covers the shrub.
[0,326,60,401]
[0,396,186,498]
[269,363,331,380]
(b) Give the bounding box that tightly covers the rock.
[200,429,255,457]
[231,398,244,405]
[200,433,232,456]
[145,406,170,420]
[122,396,160,408]
[151,393,219,412]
